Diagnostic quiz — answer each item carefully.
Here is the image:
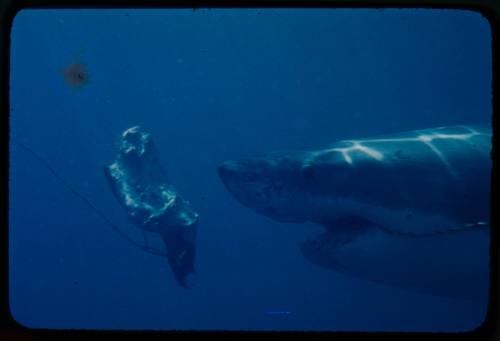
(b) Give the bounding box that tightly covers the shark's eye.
[301,165,315,180]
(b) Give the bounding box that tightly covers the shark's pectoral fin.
[299,217,376,266]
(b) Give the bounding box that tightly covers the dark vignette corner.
[0,0,499,340]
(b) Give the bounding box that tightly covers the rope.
[10,137,167,258]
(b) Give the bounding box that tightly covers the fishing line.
[10,137,167,258]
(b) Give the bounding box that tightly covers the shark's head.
[218,152,312,222]
[217,150,355,223]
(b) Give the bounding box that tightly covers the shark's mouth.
[299,226,368,275]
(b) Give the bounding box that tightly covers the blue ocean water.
[8,8,492,331]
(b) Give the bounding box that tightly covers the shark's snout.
[217,161,245,198]
[217,161,239,180]
[217,154,314,223]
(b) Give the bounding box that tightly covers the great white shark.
[218,125,492,299]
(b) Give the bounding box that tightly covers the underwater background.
[8,8,492,331]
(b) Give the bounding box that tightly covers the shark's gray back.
[307,125,491,235]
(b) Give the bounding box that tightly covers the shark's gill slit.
[10,137,167,257]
